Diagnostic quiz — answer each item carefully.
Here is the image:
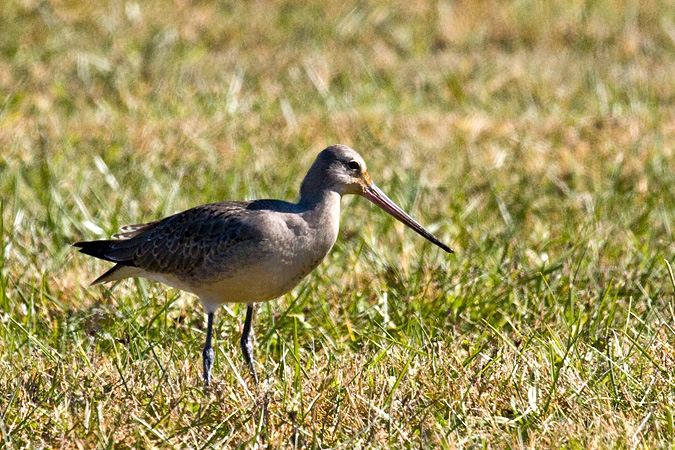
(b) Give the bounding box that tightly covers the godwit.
[74,145,452,386]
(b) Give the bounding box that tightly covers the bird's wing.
[74,199,298,282]
[129,201,261,276]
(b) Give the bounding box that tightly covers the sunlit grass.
[1,0,675,448]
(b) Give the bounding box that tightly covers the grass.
[2,0,675,447]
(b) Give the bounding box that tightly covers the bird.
[73,145,453,387]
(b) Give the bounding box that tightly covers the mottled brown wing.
[131,201,260,276]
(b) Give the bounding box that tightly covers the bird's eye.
[347,160,360,171]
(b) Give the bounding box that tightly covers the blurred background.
[1,0,675,447]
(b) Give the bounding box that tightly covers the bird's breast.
[194,216,339,307]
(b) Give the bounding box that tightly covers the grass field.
[2,0,675,448]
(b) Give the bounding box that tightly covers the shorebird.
[74,145,452,386]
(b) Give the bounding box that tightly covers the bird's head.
[302,144,453,253]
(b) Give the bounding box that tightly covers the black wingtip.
[72,239,115,261]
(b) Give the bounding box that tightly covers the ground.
[1,0,675,448]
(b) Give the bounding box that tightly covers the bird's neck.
[298,170,340,206]
[298,185,341,212]
[297,167,343,236]
[298,184,342,226]
[297,188,342,259]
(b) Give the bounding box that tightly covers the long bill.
[362,183,454,253]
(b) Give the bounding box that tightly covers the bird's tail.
[72,240,124,263]
[73,239,140,285]
[74,220,162,285]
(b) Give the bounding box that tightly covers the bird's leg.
[240,303,259,384]
[202,312,215,388]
